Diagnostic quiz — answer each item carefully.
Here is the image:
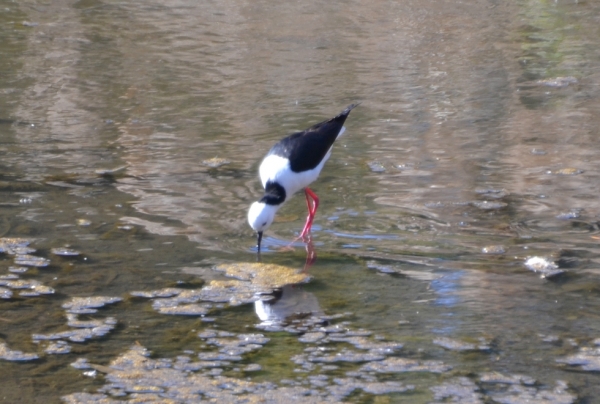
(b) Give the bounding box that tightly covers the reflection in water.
[255,285,324,329]
[254,235,323,328]
[256,234,316,272]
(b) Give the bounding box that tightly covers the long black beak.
[256,231,263,253]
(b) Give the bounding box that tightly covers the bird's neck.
[260,181,287,206]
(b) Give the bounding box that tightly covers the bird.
[248,103,359,252]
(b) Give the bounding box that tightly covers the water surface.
[1,0,600,402]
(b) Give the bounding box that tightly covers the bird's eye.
[262,222,267,226]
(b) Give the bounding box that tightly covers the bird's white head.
[248,201,278,233]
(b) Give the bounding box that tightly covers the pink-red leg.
[299,188,319,239]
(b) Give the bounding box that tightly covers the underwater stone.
[70,358,92,369]
[51,247,81,256]
[202,157,231,168]
[243,364,262,372]
[308,348,386,363]
[430,377,483,403]
[482,245,505,254]
[479,372,536,386]
[361,357,452,374]
[130,288,183,298]
[0,238,31,254]
[525,257,565,279]
[0,279,41,289]
[0,342,39,361]
[8,266,28,273]
[556,347,600,371]
[299,332,326,343]
[488,380,575,404]
[471,201,507,210]
[155,303,211,316]
[45,341,72,354]
[237,334,270,345]
[0,287,12,299]
[62,296,123,314]
[14,254,50,267]
[433,336,490,352]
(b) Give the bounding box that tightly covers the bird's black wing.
[267,104,359,173]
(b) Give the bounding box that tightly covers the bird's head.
[248,201,278,232]
[248,202,279,251]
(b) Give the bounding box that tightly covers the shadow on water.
[1,0,600,402]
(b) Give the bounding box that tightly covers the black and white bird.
[248,103,359,251]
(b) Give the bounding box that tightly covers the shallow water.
[1,0,600,402]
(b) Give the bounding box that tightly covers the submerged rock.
[163,262,312,308]
[156,303,211,316]
[0,238,31,254]
[66,314,117,329]
[308,348,386,363]
[479,372,536,386]
[488,380,575,404]
[130,288,184,298]
[0,287,12,299]
[367,161,386,173]
[95,165,129,176]
[430,377,483,404]
[8,266,28,274]
[482,245,505,254]
[20,284,55,297]
[62,345,342,403]
[548,167,583,176]
[150,289,229,315]
[474,188,508,199]
[0,278,38,289]
[202,157,230,168]
[51,247,80,256]
[0,342,39,362]
[433,336,490,352]
[556,347,600,371]
[524,257,565,279]
[536,76,578,88]
[8,246,36,255]
[298,332,327,343]
[243,364,262,372]
[14,254,50,267]
[62,296,123,314]
[214,262,311,289]
[33,316,117,343]
[44,341,72,355]
[361,357,452,374]
[471,201,507,210]
[0,279,54,296]
[70,358,93,369]
[328,378,413,400]
[366,261,397,274]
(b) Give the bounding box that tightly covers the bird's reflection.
[255,284,324,328]
[254,235,322,328]
[301,234,317,272]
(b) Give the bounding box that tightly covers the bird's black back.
[266,104,359,173]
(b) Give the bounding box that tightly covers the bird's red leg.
[299,188,319,239]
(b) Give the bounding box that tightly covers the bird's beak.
[256,231,263,252]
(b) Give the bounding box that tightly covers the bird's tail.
[338,103,360,118]
[309,102,360,134]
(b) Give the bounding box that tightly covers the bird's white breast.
[259,153,330,198]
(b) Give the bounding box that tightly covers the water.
[1,0,600,402]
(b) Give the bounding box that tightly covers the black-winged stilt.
[248,103,359,251]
